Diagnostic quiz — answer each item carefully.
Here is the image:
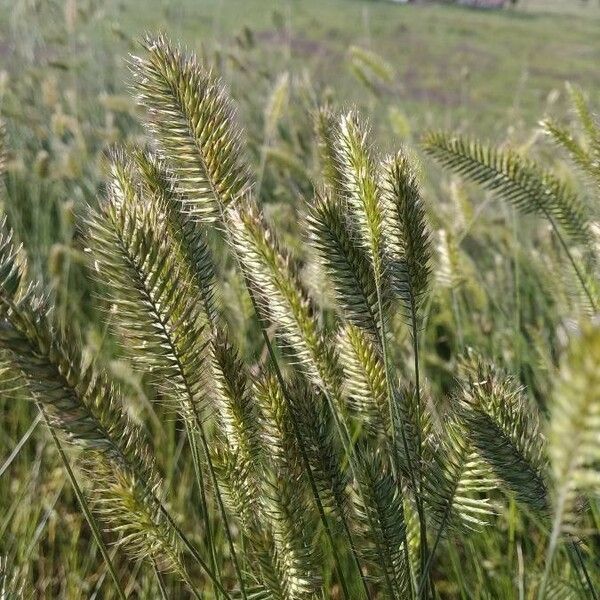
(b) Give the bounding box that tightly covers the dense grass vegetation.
[0,1,599,598]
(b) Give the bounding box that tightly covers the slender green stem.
[545,212,597,311]
[0,412,42,478]
[570,541,598,600]
[156,502,232,599]
[185,420,222,600]
[410,307,431,598]
[374,269,416,600]
[194,418,249,600]
[537,488,566,600]
[40,409,128,600]
[417,491,453,598]
[153,561,169,600]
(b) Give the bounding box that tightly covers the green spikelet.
[133,149,219,324]
[382,151,432,324]
[262,470,321,600]
[348,46,394,96]
[0,555,30,599]
[289,381,350,520]
[548,323,600,536]
[215,369,322,600]
[210,331,262,471]
[457,355,548,513]
[253,371,300,472]
[306,192,380,338]
[211,441,261,535]
[87,452,184,572]
[422,132,590,245]
[87,155,208,421]
[338,323,389,437]
[394,385,431,487]
[132,35,250,223]
[542,85,600,189]
[353,444,408,599]
[424,418,496,533]
[229,200,341,395]
[335,112,385,277]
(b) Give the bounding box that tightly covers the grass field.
[2,0,600,142]
[0,1,599,598]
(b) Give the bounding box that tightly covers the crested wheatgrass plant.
[1,36,599,600]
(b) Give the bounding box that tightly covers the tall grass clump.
[0,37,599,599]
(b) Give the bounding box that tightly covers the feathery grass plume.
[543,85,600,189]
[253,371,301,473]
[262,470,321,600]
[353,444,408,599]
[402,499,421,586]
[86,452,185,573]
[0,221,145,476]
[0,351,24,398]
[348,46,394,98]
[394,385,432,487]
[211,442,261,536]
[423,130,600,313]
[244,373,337,600]
[133,149,219,324]
[210,403,306,600]
[230,204,371,597]
[338,323,389,437]
[314,107,344,196]
[568,86,600,145]
[381,149,432,585]
[87,156,208,422]
[289,381,349,520]
[132,35,250,223]
[422,132,590,245]
[435,228,463,290]
[457,355,548,513]
[382,151,432,326]
[547,323,600,537]
[0,217,30,309]
[210,332,262,476]
[263,72,289,144]
[542,578,580,600]
[220,369,320,598]
[208,335,267,590]
[419,417,495,598]
[0,221,207,594]
[335,112,385,277]
[228,200,341,396]
[212,445,295,600]
[424,418,495,533]
[306,192,380,338]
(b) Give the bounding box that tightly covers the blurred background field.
[0,0,599,597]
